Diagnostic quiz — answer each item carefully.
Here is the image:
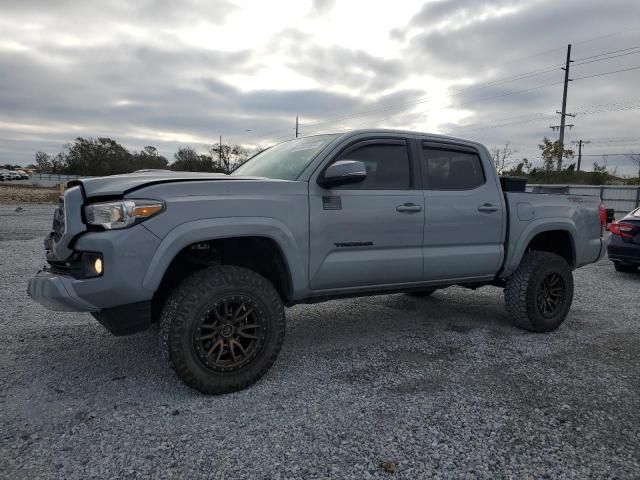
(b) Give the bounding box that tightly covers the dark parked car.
[607,208,640,272]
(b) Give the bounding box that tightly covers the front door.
[308,138,424,290]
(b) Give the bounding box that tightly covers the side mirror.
[319,160,366,188]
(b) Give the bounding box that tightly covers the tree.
[491,142,516,174]
[143,146,158,157]
[131,147,169,171]
[505,157,531,176]
[50,153,66,174]
[630,153,640,185]
[209,142,251,174]
[588,156,610,185]
[29,138,256,176]
[538,137,574,172]
[63,137,132,176]
[34,151,52,173]
[592,156,608,174]
[170,147,218,172]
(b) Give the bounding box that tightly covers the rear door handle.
[477,203,499,213]
[396,203,422,213]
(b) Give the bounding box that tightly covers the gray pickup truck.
[28,130,606,394]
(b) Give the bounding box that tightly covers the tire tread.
[505,251,573,332]
[159,265,285,394]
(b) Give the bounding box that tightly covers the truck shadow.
[285,288,523,348]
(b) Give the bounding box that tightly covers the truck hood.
[69,171,271,198]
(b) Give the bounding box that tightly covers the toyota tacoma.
[28,130,607,393]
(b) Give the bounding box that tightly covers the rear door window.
[421,146,485,190]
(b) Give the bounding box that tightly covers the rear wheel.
[505,251,574,332]
[159,265,285,394]
[614,262,638,273]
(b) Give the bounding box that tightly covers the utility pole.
[556,44,574,171]
[219,135,223,171]
[295,115,299,138]
[571,140,590,172]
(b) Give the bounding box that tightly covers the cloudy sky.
[1,0,640,174]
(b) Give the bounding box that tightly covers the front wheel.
[505,251,574,332]
[159,266,285,394]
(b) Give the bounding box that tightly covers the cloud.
[409,0,517,26]
[0,0,638,176]
[311,0,335,14]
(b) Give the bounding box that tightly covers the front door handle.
[477,203,499,213]
[396,203,422,213]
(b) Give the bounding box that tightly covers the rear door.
[308,137,424,290]
[418,141,505,281]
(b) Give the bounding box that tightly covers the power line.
[588,138,640,144]
[573,65,640,81]
[306,79,568,136]
[241,28,640,144]
[304,58,640,136]
[374,81,565,131]
[403,68,640,130]
[299,64,565,132]
[306,92,640,141]
[573,49,640,67]
[573,45,640,62]
[246,56,581,139]
[579,152,639,156]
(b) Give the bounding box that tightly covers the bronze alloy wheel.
[192,295,267,373]
[161,265,285,394]
[535,271,566,319]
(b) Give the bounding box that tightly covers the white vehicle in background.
[0,169,12,181]
[15,169,30,180]
[3,170,23,181]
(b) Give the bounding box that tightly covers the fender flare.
[142,217,306,294]
[501,218,577,278]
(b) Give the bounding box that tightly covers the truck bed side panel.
[501,192,603,278]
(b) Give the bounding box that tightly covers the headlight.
[84,200,164,229]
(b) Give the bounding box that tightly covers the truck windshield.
[232,134,338,180]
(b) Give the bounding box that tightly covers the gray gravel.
[1,203,639,479]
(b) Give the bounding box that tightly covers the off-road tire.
[159,265,285,394]
[614,262,638,273]
[505,251,574,332]
[407,289,437,297]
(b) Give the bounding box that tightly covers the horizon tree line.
[30,137,259,176]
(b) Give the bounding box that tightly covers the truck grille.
[52,198,65,241]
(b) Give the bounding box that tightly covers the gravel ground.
[1,203,639,479]
[0,184,58,204]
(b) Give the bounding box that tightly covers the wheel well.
[525,230,575,266]
[152,236,292,320]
